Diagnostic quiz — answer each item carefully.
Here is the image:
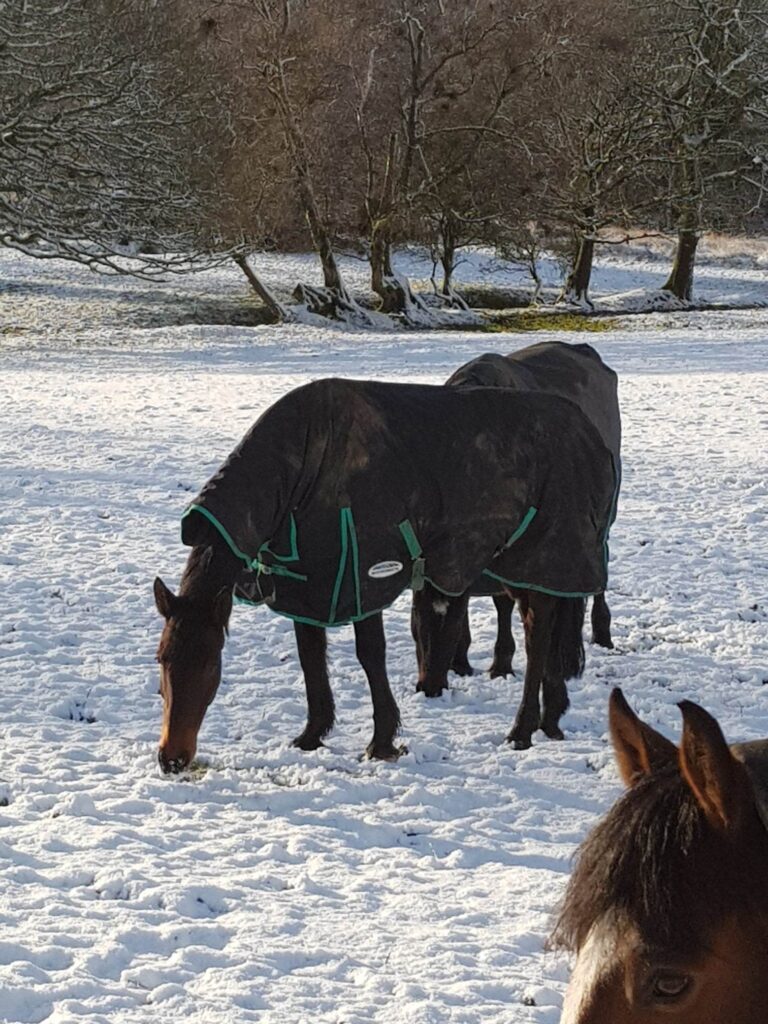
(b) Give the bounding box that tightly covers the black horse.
[408,344,621,747]
[154,377,616,770]
[443,341,621,680]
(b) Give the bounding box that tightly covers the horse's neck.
[179,540,240,601]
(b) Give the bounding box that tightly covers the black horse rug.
[447,341,621,463]
[181,378,617,628]
[448,342,621,597]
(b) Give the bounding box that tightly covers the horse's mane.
[156,541,238,664]
[552,764,768,956]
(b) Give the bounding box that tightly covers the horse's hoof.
[541,723,565,741]
[490,660,513,679]
[292,733,324,751]
[366,742,407,761]
[592,634,614,649]
[451,660,474,677]
[506,728,532,750]
[416,681,446,698]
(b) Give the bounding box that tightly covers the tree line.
[2,0,767,323]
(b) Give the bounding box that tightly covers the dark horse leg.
[292,622,335,750]
[354,613,402,759]
[506,591,557,750]
[540,596,585,740]
[538,595,585,741]
[413,583,471,697]
[590,592,614,649]
[490,593,516,678]
[449,610,474,676]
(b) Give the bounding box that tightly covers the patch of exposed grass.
[482,311,616,333]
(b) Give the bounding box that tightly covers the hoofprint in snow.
[1,251,768,1024]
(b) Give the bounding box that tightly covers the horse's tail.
[546,596,586,682]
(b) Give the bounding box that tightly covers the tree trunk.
[294,175,346,295]
[663,226,699,301]
[370,227,398,313]
[664,160,700,301]
[440,211,458,297]
[370,230,421,315]
[562,233,595,306]
[441,248,454,297]
[270,68,348,299]
[233,255,288,323]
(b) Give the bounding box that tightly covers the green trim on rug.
[258,513,299,563]
[328,508,351,624]
[502,505,537,548]
[182,504,252,568]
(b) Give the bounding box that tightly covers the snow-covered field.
[1,249,767,1024]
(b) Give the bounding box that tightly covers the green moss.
[482,311,616,333]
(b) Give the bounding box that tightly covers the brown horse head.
[153,558,233,774]
[555,688,768,1024]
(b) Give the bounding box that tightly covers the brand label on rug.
[368,560,403,579]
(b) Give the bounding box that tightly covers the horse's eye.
[651,972,691,1001]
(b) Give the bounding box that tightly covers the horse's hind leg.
[591,592,614,649]
[354,613,402,760]
[411,602,425,679]
[292,622,335,750]
[506,591,556,750]
[540,676,569,741]
[450,610,474,676]
[490,593,516,678]
[540,596,584,740]
[413,584,471,697]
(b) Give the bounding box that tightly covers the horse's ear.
[154,577,178,619]
[212,586,233,632]
[679,700,751,831]
[609,688,677,787]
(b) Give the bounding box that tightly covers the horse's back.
[448,342,621,459]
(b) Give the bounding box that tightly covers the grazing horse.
[411,342,621,747]
[554,688,768,1024]
[154,377,615,771]
[446,342,621,678]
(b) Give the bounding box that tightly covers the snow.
[1,247,767,1023]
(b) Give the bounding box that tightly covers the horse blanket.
[448,341,621,597]
[181,378,617,628]
[447,341,621,462]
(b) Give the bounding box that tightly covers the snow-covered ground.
[1,249,767,1024]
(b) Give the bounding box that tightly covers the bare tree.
[344,0,513,320]
[643,0,768,299]
[0,0,235,276]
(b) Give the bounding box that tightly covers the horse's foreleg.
[292,622,335,750]
[490,593,516,678]
[506,591,556,750]
[591,592,614,649]
[354,613,402,760]
[413,584,471,697]
[449,609,474,676]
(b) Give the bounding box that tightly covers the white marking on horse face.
[432,599,449,615]
[561,924,618,1024]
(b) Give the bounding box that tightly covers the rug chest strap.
[398,519,425,592]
